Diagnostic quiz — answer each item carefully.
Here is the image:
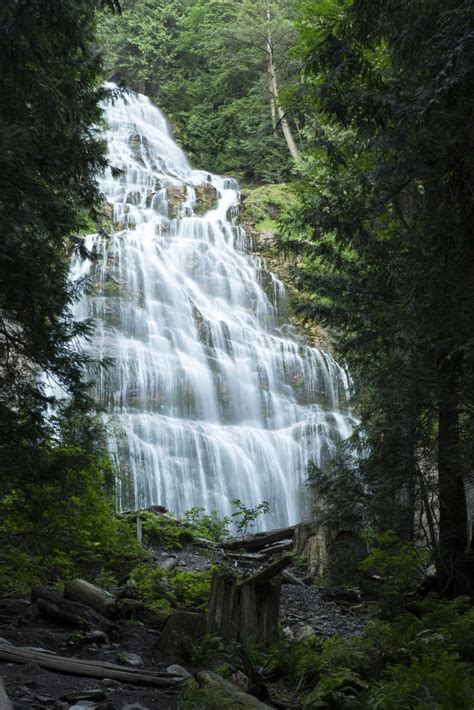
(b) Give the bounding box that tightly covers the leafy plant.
[231,499,270,536]
[184,507,230,542]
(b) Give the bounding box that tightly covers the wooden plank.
[0,645,183,687]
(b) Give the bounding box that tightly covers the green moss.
[240,183,300,234]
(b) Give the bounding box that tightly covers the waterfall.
[74,87,356,529]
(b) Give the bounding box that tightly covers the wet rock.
[293,624,316,642]
[101,679,120,689]
[121,704,149,710]
[82,630,109,645]
[166,185,187,218]
[61,690,106,702]
[117,651,143,667]
[125,191,141,206]
[230,670,250,692]
[193,183,218,215]
[99,201,114,221]
[166,664,192,679]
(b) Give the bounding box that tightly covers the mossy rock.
[194,183,218,215]
[179,671,272,709]
[240,183,299,236]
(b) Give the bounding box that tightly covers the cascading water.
[74,87,356,529]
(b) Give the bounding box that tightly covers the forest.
[0,0,473,708]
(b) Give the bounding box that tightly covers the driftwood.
[207,554,292,648]
[0,677,13,710]
[64,579,116,616]
[221,525,296,553]
[0,644,184,687]
[32,587,113,630]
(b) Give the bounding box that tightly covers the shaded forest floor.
[0,533,368,709]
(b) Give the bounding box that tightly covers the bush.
[129,562,212,610]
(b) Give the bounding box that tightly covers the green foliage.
[272,596,474,709]
[0,405,143,596]
[241,183,300,234]
[231,499,270,536]
[365,653,474,709]
[184,507,230,542]
[360,531,429,618]
[185,634,238,669]
[284,0,474,592]
[137,512,194,550]
[269,637,321,688]
[178,679,239,710]
[97,0,299,181]
[129,562,212,610]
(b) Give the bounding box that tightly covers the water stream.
[74,87,356,528]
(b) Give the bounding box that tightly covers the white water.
[74,87,356,528]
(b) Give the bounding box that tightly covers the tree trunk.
[64,579,116,616]
[437,382,470,595]
[265,4,299,161]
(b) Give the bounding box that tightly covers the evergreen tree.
[285,0,474,594]
[0,0,119,499]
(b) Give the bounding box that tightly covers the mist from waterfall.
[72,87,356,529]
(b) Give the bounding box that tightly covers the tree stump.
[206,554,292,648]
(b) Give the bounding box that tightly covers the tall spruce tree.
[0,0,119,498]
[285,0,474,595]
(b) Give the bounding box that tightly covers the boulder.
[166,185,187,218]
[99,200,114,220]
[292,624,316,642]
[190,671,272,708]
[193,183,218,215]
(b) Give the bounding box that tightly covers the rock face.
[193,182,218,214]
[166,185,187,218]
[99,200,114,220]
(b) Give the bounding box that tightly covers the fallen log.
[0,644,184,687]
[0,677,13,710]
[64,579,116,616]
[32,587,113,630]
[262,541,293,556]
[237,554,293,588]
[221,525,296,553]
